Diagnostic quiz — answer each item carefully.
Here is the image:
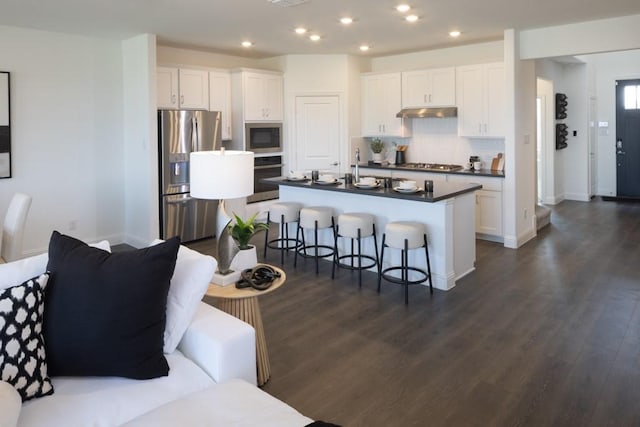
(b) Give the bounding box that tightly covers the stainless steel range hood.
[396,107,457,119]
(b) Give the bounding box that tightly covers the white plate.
[393,186,422,194]
[286,176,307,181]
[315,179,339,185]
[354,182,380,189]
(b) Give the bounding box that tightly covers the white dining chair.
[1,193,32,263]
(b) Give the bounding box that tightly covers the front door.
[616,79,640,198]
[294,95,340,174]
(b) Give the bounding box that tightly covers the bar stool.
[378,221,432,305]
[332,213,379,288]
[263,202,302,265]
[294,206,336,274]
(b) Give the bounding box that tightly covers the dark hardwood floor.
[188,198,640,426]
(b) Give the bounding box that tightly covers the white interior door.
[294,95,340,174]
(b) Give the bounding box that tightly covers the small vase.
[372,152,384,163]
[230,245,258,272]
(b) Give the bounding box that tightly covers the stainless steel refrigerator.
[158,110,222,242]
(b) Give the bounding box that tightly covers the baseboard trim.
[564,192,591,202]
[602,196,640,202]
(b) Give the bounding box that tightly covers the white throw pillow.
[0,381,21,427]
[152,240,217,353]
[0,240,110,290]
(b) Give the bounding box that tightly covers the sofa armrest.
[177,302,257,386]
[0,381,21,427]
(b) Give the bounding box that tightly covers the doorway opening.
[536,78,555,205]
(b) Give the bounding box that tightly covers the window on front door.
[624,85,640,110]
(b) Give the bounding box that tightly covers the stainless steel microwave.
[245,122,282,153]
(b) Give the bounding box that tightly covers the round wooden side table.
[206,264,285,386]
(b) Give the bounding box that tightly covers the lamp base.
[211,270,242,286]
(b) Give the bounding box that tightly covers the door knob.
[330,161,339,166]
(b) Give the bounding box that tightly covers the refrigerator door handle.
[191,117,198,153]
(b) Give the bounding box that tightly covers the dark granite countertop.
[356,162,505,178]
[264,177,482,203]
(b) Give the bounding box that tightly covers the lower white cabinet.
[475,189,503,237]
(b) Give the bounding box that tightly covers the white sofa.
[0,241,313,427]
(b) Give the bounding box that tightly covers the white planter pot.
[372,152,384,163]
[230,245,258,272]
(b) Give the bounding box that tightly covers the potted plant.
[370,138,385,163]
[228,212,269,271]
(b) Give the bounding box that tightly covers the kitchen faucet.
[354,147,360,183]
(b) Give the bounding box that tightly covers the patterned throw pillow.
[0,273,54,401]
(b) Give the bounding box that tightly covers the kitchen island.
[264,177,481,291]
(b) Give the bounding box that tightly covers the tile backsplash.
[375,117,505,168]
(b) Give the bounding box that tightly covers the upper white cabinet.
[362,73,411,137]
[401,67,456,108]
[242,71,283,121]
[157,67,209,110]
[209,71,232,140]
[157,67,179,109]
[456,62,505,138]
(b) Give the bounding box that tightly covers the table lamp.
[190,149,254,285]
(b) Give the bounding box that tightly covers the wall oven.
[245,123,282,153]
[248,155,282,203]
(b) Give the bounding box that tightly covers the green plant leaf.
[228,212,268,250]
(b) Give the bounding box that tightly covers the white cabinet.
[449,175,503,239]
[209,71,232,140]
[157,67,209,110]
[475,189,503,237]
[456,62,505,138]
[361,73,411,137]
[243,72,283,121]
[157,67,179,108]
[401,67,456,108]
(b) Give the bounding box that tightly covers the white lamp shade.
[190,150,254,199]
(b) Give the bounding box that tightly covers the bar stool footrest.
[267,238,301,251]
[297,244,335,259]
[336,254,377,271]
[381,266,429,285]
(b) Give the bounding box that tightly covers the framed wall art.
[0,71,10,178]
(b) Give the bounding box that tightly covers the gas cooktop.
[401,163,464,172]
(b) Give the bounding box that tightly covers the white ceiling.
[1,0,640,58]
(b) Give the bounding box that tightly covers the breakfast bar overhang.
[264,177,482,291]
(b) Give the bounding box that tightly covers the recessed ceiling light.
[309,34,321,41]
[360,45,370,52]
[295,27,307,35]
[241,41,253,47]
[396,4,410,13]
[405,14,419,22]
[340,17,353,25]
[449,30,461,37]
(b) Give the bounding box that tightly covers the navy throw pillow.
[43,231,180,379]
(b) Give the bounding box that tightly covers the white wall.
[157,45,270,70]
[503,29,537,248]
[0,25,125,255]
[122,34,158,248]
[370,41,504,72]
[520,14,640,59]
[282,55,367,174]
[562,63,590,201]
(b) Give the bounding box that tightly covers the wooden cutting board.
[491,153,503,171]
